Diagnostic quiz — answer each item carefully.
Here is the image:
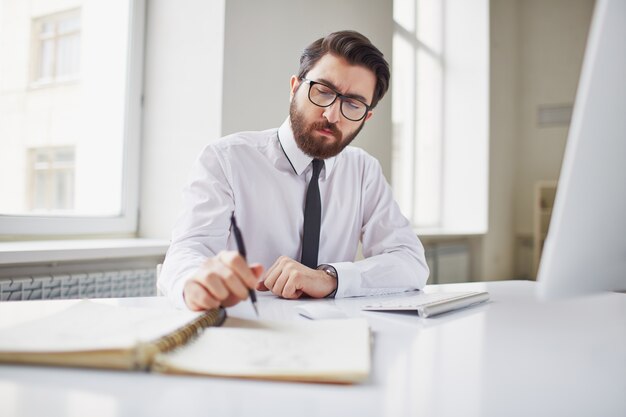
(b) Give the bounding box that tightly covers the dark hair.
[297,30,390,109]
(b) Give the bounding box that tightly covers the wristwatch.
[317,264,338,298]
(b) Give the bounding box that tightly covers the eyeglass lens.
[308,82,367,121]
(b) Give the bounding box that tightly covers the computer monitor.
[537,0,626,299]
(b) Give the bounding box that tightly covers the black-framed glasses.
[302,78,371,122]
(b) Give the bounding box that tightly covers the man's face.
[289,53,376,159]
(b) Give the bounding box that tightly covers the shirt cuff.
[330,262,360,298]
[169,275,190,310]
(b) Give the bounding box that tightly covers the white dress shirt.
[159,118,429,308]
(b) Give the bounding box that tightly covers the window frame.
[0,0,145,237]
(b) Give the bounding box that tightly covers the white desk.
[0,280,624,417]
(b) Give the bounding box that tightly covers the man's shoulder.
[340,146,382,169]
[210,127,278,152]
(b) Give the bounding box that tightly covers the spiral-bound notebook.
[0,300,370,384]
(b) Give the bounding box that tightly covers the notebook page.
[0,300,202,352]
[155,317,371,380]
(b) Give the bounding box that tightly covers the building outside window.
[29,146,75,211]
[32,9,81,85]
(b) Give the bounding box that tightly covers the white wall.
[478,0,519,281]
[480,0,594,280]
[514,0,595,236]
[221,0,393,179]
[139,0,225,238]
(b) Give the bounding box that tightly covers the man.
[159,30,429,311]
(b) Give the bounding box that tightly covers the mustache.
[309,121,340,136]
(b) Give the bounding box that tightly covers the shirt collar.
[277,117,337,178]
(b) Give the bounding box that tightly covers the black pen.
[230,213,259,316]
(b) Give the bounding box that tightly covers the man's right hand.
[183,251,264,311]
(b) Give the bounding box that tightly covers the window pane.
[39,39,55,79]
[391,33,416,218]
[393,0,489,234]
[55,170,74,210]
[414,50,443,227]
[394,0,415,32]
[33,171,48,210]
[54,148,74,162]
[0,3,132,217]
[58,16,80,33]
[35,152,49,164]
[40,22,54,36]
[28,147,75,212]
[57,33,80,77]
[417,0,443,53]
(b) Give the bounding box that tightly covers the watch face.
[324,266,337,279]
[317,264,337,278]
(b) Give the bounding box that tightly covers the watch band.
[317,264,338,298]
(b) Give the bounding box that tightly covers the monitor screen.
[537,0,626,298]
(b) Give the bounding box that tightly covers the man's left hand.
[256,256,337,299]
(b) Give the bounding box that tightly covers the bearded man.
[159,30,429,311]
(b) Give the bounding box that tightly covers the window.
[29,147,76,211]
[392,0,489,234]
[393,0,443,228]
[0,0,145,236]
[32,9,81,85]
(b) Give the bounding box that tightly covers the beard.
[289,98,365,159]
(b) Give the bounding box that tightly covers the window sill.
[28,77,80,90]
[414,227,486,239]
[0,238,170,266]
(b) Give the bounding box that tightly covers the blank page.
[0,300,202,352]
[154,317,371,383]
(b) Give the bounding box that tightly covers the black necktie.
[301,159,323,268]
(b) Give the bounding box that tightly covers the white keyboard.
[362,291,490,317]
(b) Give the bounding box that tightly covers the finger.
[184,280,220,311]
[256,278,269,291]
[260,257,281,285]
[282,277,303,299]
[221,293,243,308]
[250,264,269,291]
[217,251,258,288]
[250,263,264,278]
[214,261,249,300]
[183,281,201,310]
[263,258,284,291]
[271,270,290,298]
[200,271,230,301]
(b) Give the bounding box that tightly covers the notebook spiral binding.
[135,308,227,370]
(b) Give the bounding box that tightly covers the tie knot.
[311,159,323,178]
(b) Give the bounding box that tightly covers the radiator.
[0,268,157,301]
[425,242,471,284]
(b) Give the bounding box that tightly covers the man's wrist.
[317,264,338,298]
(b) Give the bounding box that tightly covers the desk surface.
[0,280,624,417]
